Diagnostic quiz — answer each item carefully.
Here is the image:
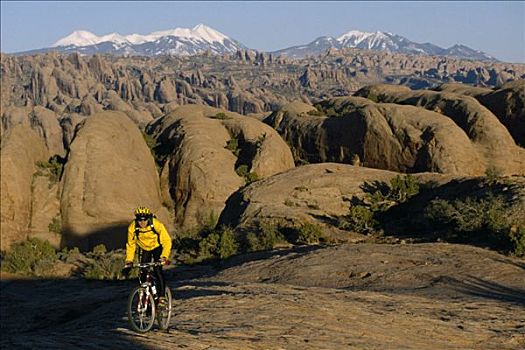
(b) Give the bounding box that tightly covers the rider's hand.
[160,257,170,266]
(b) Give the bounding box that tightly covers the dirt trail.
[1,243,524,349]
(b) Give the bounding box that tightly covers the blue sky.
[1,1,524,63]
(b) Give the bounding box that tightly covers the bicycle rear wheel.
[128,286,156,333]
[157,287,173,330]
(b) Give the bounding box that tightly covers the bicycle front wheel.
[128,286,156,333]
[157,287,173,330]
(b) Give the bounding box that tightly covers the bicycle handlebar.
[131,261,165,269]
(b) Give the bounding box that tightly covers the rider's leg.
[151,246,166,297]
[139,249,153,282]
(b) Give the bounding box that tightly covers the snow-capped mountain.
[272,30,497,61]
[15,26,497,62]
[19,24,247,56]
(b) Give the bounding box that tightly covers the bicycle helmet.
[134,206,152,219]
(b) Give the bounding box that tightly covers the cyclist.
[122,206,172,306]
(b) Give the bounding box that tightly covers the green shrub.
[324,107,337,117]
[142,132,164,169]
[35,156,64,184]
[235,165,258,184]
[284,199,295,207]
[83,254,124,280]
[235,164,249,177]
[142,132,157,150]
[197,232,221,261]
[92,244,108,255]
[388,174,419,203]
[196,227,239,262]
[296,222,325,244]
[510,226,525,257]
[307,109,324,116]
[1,237,57,276]
[339,205,377,233]
[83,247,125,280]
[217,227,238,259]
[367,92,379,103]
[57,246,82,264]
[424,195,521,254]
[226,138,240,156]
[211,112,230,120]
[198,210,219,233]
[48,216,62,234]
[246,222,286,252]
[484,166,502,185]
[245,171,259,184]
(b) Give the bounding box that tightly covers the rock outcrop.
[2,52,523,120]
[264,98,487,175]
[355,84,525,175]
[436,80,525,146]
[1,125,48,249]
[219,163,405,230]
[476,80,525,147]
[60,111,170,250]
[147,105,295,228]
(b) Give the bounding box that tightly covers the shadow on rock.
[61,223,129,252]
[445,275,525,305]
[0,278,152,349]
[166,245,326,282]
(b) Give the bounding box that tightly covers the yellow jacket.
[125,217,172,262]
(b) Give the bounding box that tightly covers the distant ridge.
[272,30,498,61]
[18,24,246,56]
[15,25,497,62]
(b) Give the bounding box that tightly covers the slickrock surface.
[2,243,524,349]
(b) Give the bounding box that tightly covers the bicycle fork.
[137,284,153,313]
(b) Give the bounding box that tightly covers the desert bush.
[35,156,64,183]
[197,227,239,261]
[198,210,219,232]
[1,237,57,276]
[339,175,419,234]
[245,171,259,184]
[246,222,286,252]
[339,205,377,233]
[211,112,230,120]
[225,138,240,156]
[484,166,502,185]
[510,226,525,257]
[307,109,324,116]
[57,246,83,264]
[235,164,249,177]
[48,216,62,234]
[142,131,157,150]
[295,222,325,244]
[235,165,258,184]
[367,92,379,103]
[424,194,522,254]
[83,246,125,280]
[197,232,221,261]
[388,174,419,203]
[217,227,238,259]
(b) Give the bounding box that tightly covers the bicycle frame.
[127,261,167,333]
[135,262,162,300]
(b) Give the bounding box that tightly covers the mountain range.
[15,24,497,61]
[273,31,497,61]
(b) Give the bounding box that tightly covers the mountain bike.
[126,261,173,333]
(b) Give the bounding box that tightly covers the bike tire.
[128,286,156,333]
[157,287,173,330]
